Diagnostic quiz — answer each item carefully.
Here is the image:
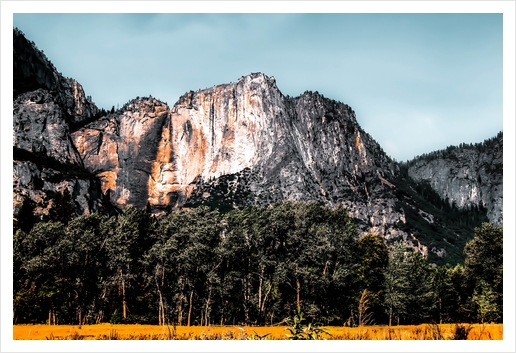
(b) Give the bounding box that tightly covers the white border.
[1,1,514,352]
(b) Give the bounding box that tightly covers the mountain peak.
[237,72,275,84]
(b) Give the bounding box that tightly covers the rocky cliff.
[13,28,503,264]
[13,28,101,216]
[406,133,503,226]
[72,97,171,209]
[70,73,404,239]
[14,28,98,126]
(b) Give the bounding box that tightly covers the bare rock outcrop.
[72,98,170,209]
[14,28,98,126]
[13,89,82,165]
[13,159,101,217]
[72,72,405,238]
[407,133,502,226]
[13,28,101,217]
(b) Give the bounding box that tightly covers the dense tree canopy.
[463,223,503,323]
[13,201,502,326]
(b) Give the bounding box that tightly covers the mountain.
[404,134,503,227]
[12,28,503,264]
[71,73,403,241]
[13,28,103,218]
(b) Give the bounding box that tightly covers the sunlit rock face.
[407,134,503,226]
[72,98,170,209]
[170,74,283,182]
[151,73,287,208]
[71,72,404,238]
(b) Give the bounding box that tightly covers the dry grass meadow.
[13,323,502,340]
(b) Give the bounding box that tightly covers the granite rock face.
[13,89,82,165]
[407,134,503,226]
[13,28,101,217]
[14,28,98,126]
[72,98,170,209]
[71,73,405,238]
[13,159,101,217]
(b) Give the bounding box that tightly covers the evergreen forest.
[13,200,502,327]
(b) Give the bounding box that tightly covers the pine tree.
[383,242,409,326]
[48,189,75,224]
[464,223,503,322]
[14,197,38,233]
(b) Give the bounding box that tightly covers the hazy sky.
[13,13,502,162]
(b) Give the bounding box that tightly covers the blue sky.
[12,12,503,162]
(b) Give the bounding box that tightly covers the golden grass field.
[13,323,502,340]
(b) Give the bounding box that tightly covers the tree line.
[13,200,502,326]
[401,131,502,166]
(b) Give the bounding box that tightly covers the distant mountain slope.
[404,133,502,227]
